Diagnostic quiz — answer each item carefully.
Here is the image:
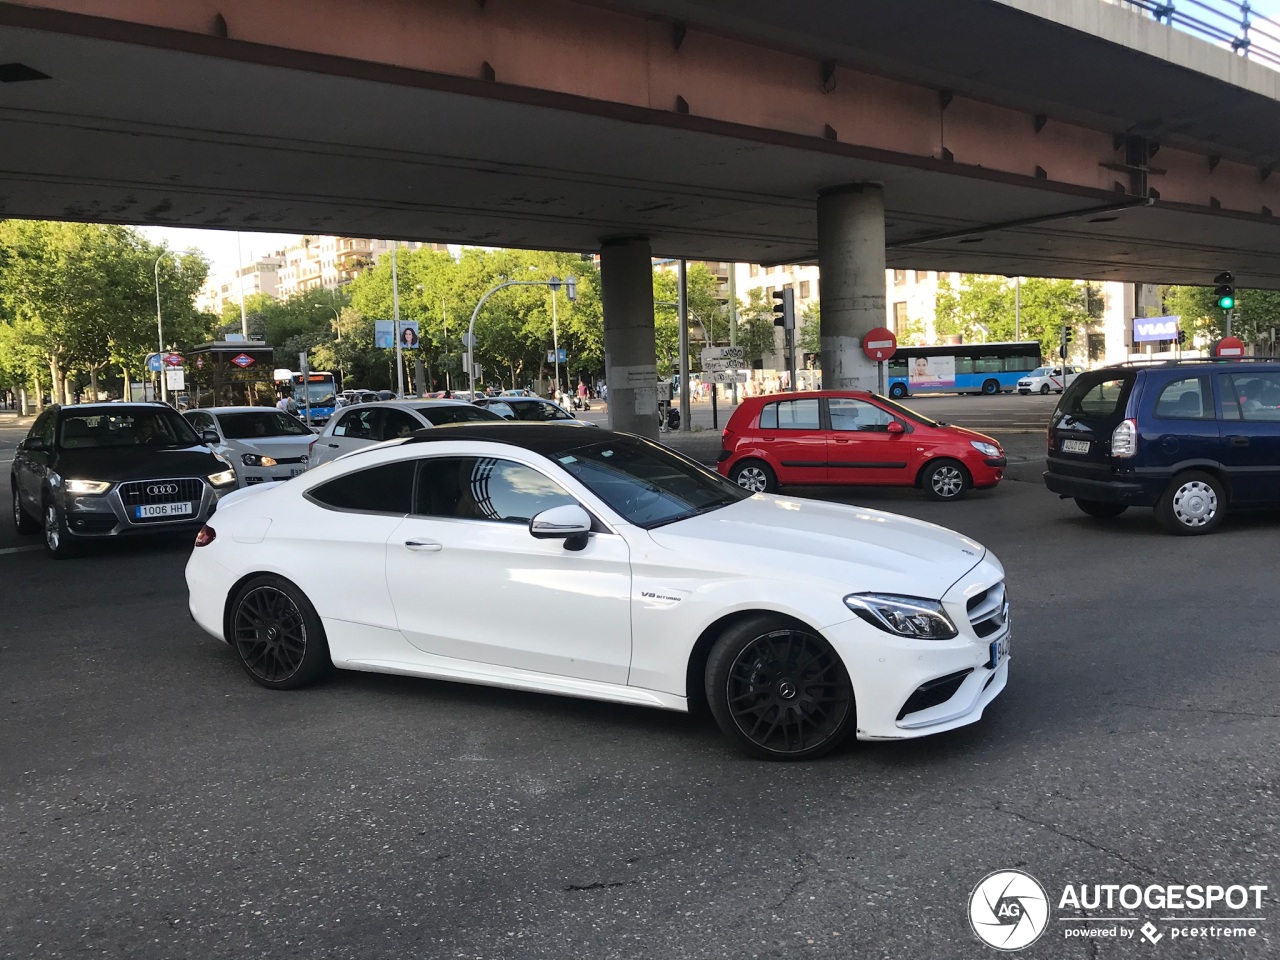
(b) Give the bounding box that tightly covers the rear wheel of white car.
[230,575,332,689]
[706,616,855,761]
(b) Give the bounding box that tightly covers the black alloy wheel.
[230,575,331,689]
[13,483,38,534]
[707,616,855,760]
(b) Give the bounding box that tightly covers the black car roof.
[403,422,628,456]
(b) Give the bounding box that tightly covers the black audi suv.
[10,403,238,558]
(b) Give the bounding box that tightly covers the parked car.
[473,395,596,427]
[186,423,1009,760]
[183,407,315,486]
[718,391,1006,501]
[341,389,381,406]
[1044,359,1280,535]
[1017,365,1082,395]
[11,403,237,558]
[308,399,505,466]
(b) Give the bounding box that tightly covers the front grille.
[118,478,205,522]
[273,456,307,465]
[897,669,973,721]
[967,581,1009,639]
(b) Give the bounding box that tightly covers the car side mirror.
[886,421,905,435]
[23,436,48,452]
[201,429,220,445]
[529,504,592,551]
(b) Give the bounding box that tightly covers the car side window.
[308,460,416,514]
[188,412,213,433]
[27,410,54,447]
[1153,376,1212,420]
[828,398,896,432]
[333,408,378,439]
[1227,373,1280,421]
[760,399,820,430]
[413,456,576,524]
[381,409,419,440]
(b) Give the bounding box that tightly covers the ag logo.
[969,869,1050,951]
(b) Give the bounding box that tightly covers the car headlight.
[843,593,958,640]
[65,479,111,495]
[207,470,238,486]
[970,440,1001,458]
[241,454,278,467]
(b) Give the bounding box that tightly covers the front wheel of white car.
[706,616,855,761]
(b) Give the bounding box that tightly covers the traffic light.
[1177,329,1187,345]
[1214,272,1235,310]
[772,288,795,330]
[1059,325,1073,359]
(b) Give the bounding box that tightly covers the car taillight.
[1111,418,1137,458]
[194,525,216,547]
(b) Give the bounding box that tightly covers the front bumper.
[240,463,308,486]
[58,478,232,538]
[825,568,1010,740]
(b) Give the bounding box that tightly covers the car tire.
[729,459,777,494]
[982,379,1000,395]
[1155,470,1226,536]
[888,383,907,399]
[921,459,971,501]
[705,615,856,761]
[1039,384,1050,395]
[1075,499,1128,519]
[229,574,333,689]
[42,497,79,559]
[13,482,39,535]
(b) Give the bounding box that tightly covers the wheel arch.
[1165,462,1233,500]
[683,608,830,714]
[221,569,315,646]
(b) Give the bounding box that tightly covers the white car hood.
[646,494,986,599]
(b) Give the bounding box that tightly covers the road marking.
[0,545,42,556]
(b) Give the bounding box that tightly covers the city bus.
[886,342,1043,398]
[278,371,339,423]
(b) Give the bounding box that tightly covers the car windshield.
[1028,367,1051,377]
[553,436,749,528]
[59,409,201,449]
[415,405,502,426]
[872,395,940,427]
[512,401,572,422]
[217,411,312,439]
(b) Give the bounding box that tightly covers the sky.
[134,226,302,276]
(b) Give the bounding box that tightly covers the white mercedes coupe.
[186,423,1009,760]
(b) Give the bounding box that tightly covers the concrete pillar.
[599,237,658,439]
[817,184,886,391]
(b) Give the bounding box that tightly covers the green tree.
[935,275,1100,361]
[798,301,821,358]
[1161,285,1280,349]
[736,288,781,368]
[653,263,723,378]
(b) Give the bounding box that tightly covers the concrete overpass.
[2,0,1280,432]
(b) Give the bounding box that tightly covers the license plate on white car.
[1061,438,1090,454]
[289,468,305,477]
[989,634,1010,669]
[134,502,193,519]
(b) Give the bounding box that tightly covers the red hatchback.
[717,391,1006,501]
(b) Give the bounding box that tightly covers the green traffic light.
[1218,295,1235,309]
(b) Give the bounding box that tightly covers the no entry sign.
[862,327,898,362]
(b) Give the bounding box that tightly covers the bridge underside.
[2,1,1280,285]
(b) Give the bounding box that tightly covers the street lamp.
[154,248,201,404]
[466,275,575,398]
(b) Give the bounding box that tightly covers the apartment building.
[275,237,444,299]
[195,254,285,314]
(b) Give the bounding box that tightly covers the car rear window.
[1058,373,1134,420]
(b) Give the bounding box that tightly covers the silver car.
[184,407,317,487]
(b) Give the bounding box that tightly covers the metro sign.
[231,353,255,368]
[164,353,184,367]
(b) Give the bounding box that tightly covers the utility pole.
[727,263,739,404]
[391,243,404,397]
[678,259,690,431]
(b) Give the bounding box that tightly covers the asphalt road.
[2,417,1278,959]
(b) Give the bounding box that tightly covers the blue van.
[1044,360,1280,535]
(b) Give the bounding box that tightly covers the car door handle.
[326,442,340,448]
[833,437,853,444]
[1228,435,1250,446]
[404,540,443,552]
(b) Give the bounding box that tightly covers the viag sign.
[1132,315,1180,342]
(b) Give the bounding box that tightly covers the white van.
[1017,366,1081,395]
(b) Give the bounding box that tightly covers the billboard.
[375,320,420,349]
[908,354,955,388]
[1133,315,1179,343]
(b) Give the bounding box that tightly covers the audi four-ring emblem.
[147,483,179,496]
